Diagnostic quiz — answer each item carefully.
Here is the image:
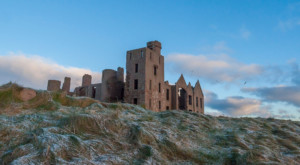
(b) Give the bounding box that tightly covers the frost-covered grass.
[0,84,300,164]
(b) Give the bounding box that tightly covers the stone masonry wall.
[82,74,92,87]
[62,77,71,93]
[47,80,61,91]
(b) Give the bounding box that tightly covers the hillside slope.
[0,83,300,164]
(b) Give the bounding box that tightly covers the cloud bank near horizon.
[204,90,271,117]
[0,53,101,90]
[165,53,263,83]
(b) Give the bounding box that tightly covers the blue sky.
[1,0,300,120]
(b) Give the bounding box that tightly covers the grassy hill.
[0,83,300,164]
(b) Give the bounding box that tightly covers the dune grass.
[0,83,299,164]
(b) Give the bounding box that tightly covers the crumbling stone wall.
[46,41,204,114]
[82,74,92,86]
[193,80,204,113]
[101,69,124,102]
[62,77,71,93]
[47,80,61,91]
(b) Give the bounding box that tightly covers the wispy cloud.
[278,18,300,31]
[278,2,300,31]
[200,41,231,53]
[242,61,300,108]
[205,90,271,117]
[242,86,300,107]
[240,27,251,39]
[166,53,263,83]
[0,53,101,90]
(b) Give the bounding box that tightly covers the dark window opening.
[166,106,169,110]
[149,80,152,90]
[154,66,157,75]
[135,64,138,73]
[141,50,143,58]
[189,110,192,112]
[159,83,161,93]
[92,87,96,98]
[189,95,192,105]
[159,101,161,110]
[129,52,132,60]
[196,97,198,107]
[134,98,138,104]
[166,89,169,100]
[134,79,138,89]
[178,88,187,110]
[200,98,203,109]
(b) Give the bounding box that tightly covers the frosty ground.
[0,83,300,164]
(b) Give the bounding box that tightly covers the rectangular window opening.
[135,64,138,73]
[166,106,169,110]
[141,50,143,58]
[200,98,203,109]
[154,66,157,75]
[196,97,198,107]
[189,95,192,105]
[134,79,138,89]
[159,83,161,93]
[149,80,152,90]
[166,89,169,100]
[159,101,161,110]
[134,98,138,105]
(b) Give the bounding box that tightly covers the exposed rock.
[19,88,36,101]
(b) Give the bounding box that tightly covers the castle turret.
[82,74,92,86]
[147,41,162,54]
[62,77,71,93]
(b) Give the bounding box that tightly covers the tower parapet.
[147,41,162,54]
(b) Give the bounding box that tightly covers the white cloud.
[200,42,231,53]
[0,53,101,90]
[166,53,263,83]
[205,90,271,117]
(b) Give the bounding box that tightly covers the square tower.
[125,41,165,112]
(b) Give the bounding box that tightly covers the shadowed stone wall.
[62,77,71,93]
[47,80,61,91]
[82,74,92,86]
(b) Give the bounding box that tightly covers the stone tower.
[125,41,165,112]
[82,74,92,86]
[62,77,71,93]
[47,80,61,91]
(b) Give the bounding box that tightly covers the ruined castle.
[47,41,204,113]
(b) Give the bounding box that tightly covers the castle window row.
[195,97,203,109]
